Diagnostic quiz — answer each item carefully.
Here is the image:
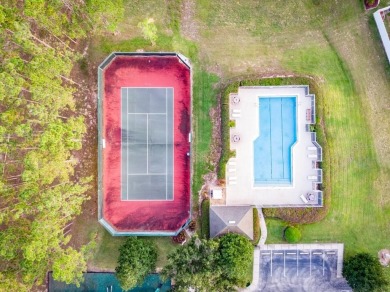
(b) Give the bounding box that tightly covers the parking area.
[258,244,351,292]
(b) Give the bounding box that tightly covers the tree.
[115,237,157,290]
[343,253,387,292]
[218,233,253,287]
[137,18,158,46]
[0,1,125,289]
[284,226,301,243]
[162,236,222,292]
[162,234,253,291]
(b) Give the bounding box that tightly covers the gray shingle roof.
[209,205,253,240]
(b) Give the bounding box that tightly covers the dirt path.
[181,0,199,41]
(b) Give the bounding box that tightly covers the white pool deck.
[226,86,323,207]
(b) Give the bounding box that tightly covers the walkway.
[258,208,267,245]
[242,208,267,291]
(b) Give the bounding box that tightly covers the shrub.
[201,199,210,239]
[228,120,236,128]
[252,208,260,245]
[188,220,196,231]
[173,230,186,244]
[365,0,376,5]
[284,226,301,243]
[218,82,239,179]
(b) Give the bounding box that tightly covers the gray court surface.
[259,248,351,292]
[121,88,174,200]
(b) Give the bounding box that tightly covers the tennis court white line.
[126,88,129,200]
[127,173,167,176]
[122,86,172,89]
[146,113,149,174]
[165,88,168,200]
[128,113,167,115]
[171,87,175,201]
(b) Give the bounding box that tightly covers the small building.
[209,205,253,240]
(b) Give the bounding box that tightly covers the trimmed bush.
[201,199,210,239]
[173,230,186,244]
[229,120,236,128]
[252,208,260,245]
[188,220,196,231]
[284,226,301,243]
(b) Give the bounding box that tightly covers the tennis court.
[98,53,191,235]
[121,88,174,200]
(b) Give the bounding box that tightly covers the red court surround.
[101,55,191,234]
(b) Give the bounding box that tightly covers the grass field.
[76,0,390,285]
[192,0,390,257]
[88,227,178,270]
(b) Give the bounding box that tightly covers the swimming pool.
[253,97,297,186]
[48,272,171,292]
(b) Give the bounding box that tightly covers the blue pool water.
[253,97,297,185]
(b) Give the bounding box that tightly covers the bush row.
[252,208,261,245]
[201,199,210,239]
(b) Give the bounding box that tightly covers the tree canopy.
[343,253,387,292]
[115,237,158,291]
[218,233,253,287]
[0,1,124,290]
[162,234,253,291]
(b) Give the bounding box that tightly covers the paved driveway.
[256,244,351,292]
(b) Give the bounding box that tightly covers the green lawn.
[79,0,390,284]
[192,0,390,258]
[90,227,178,270]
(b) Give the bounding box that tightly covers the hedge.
[201,199,210,239]
[252,208,260,245]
